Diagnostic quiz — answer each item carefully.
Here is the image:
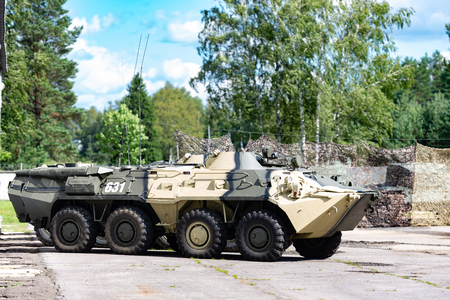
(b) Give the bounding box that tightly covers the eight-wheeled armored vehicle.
[8,148,378,262]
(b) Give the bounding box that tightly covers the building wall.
[0,172,16,200]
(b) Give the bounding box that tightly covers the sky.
[63,0,450,111]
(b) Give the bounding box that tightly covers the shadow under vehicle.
[8,147,378,262]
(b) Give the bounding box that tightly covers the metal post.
[207,125,211,154]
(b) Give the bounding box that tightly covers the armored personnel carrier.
[8,148,377,262]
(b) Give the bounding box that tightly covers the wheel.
[35,228,54,246]
[94,236,109,248]
[151,236,171,250]
[293,231,342,259]
[166,235,180,252]
[50,206,97,253]
[105,206,153,255]
[235,210,286,262]
[176,208,227,259]
[224,239,238,252]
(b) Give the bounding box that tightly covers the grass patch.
[214,267,228,275]
[336,259,363,269]
[0,201,29,233]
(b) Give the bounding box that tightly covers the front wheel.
[293,231,342,259]
[176,208,227,259]
[105,206,153,255]
[50,206,97,253]
[236,210,286,262]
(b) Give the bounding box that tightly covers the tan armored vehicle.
[8,148,377,261]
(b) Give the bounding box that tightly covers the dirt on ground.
[0,232,58,299]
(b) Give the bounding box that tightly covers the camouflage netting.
[245,135,417,227]
[174,129,235,159]
[359,191,412,228]
[413,144,450,226]
[175,130,450,227]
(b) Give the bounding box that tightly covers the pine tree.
[121,74,162,163]
[5,0,84,163]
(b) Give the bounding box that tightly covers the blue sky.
[63,0,450,111]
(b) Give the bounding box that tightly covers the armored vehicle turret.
[8,148,377,261]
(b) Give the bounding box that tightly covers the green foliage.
[385,92,423,148]
[152,82,204,160]
[1,0,84,166]
[0,201,29,232]
[191,0,414,150]
[77,107,109,165]
[385,51,450,149]
[121,74,162,163]
[422,93,450,148]
[98,104,148,165]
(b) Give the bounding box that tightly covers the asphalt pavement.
[35,226,450,300]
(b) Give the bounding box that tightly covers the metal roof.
[0,0,7,74]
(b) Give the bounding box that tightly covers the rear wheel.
[293,231,342,259]
[236,210,285,262]
[51,206,97,253]
[35,228,53,246]
[176,208,227,259]
[105,206,153,255]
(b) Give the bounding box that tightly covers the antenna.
[138,34,150,166]
[133,34,142,76]
[118,52,131,166]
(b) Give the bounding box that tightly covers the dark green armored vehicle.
[8,149,377,262]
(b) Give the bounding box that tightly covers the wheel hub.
[61,221,79,243]
[248,226,269,249]
[116,221,135,243]
[187,223,209,248]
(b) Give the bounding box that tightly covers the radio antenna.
[133,34,142,76]
[118,52,130,166]
[138,33,150,166]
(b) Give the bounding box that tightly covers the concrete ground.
[2,226,450,299]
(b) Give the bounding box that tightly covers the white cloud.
[70,14,115,35]
[72,39,134,94]
[442,51,450,61]
[146,68,158,79]
[76,93,124,111]
[163,58,200,80]
[70,39,136,109]
[161,58,206,103]
[168,20,202,43]
[144,80,166,95]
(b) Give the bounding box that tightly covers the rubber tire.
[236,210,286,262]
[35,228,54,246]
[167,236,180,252]
[152,236,171,250]
[224,239,238,252]
[293,231,342,259]
[50,206,97,253]
[105,206,153,255]
[176,208,227,259]
[94,236,109,248]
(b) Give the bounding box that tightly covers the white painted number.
[104,182,126,193]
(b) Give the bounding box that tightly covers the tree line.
[1,0,450,168]
[0,0,204,167]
